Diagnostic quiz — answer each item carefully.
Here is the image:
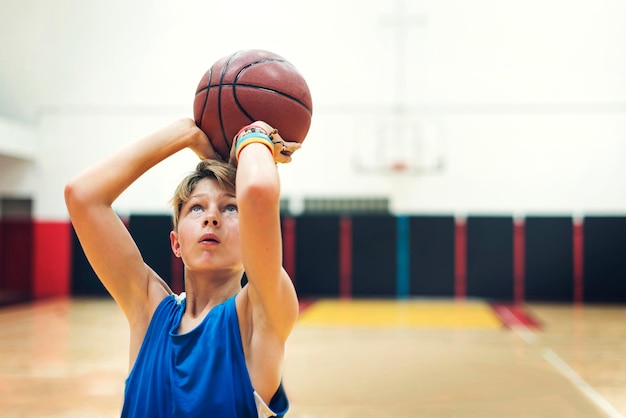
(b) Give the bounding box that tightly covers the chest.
[176,314,205,335]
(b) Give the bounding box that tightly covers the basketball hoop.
[350,112,446,177]
[390,160,408,173]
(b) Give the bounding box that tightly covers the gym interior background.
[1,0,625,305]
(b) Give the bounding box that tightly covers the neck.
[182,270,243,318]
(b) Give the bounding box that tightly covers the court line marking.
[496,305,538,344]
[501,305,625,418]
[543,349,625,418]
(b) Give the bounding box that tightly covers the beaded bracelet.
[234,125,268,141]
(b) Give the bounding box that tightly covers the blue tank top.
[121,294,289,417]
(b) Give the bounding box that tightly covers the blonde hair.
[171,159,236,231]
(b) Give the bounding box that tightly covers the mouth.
[199,234,220,244]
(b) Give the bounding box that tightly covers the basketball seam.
[198,82,312,110]
[196,67,212,135]
[237,58,312,115]
[222,83,313,116]
[216,52,240,153]
[233,59,282,122]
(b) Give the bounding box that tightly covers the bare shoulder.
[127,270,172,369]
[235,280,297,403]
[235,285,254,342]
[237,270,298,342]
[124,266,173,327]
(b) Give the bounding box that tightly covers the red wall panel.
[33,221,71,298]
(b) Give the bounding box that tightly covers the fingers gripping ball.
[194,49,313,161]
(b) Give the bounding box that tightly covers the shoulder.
[128,290,180,369]
[235,271,298,342]
[125,269,173,331]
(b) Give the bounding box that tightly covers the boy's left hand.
[229,121,301,166]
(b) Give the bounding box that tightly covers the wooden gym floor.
[0,297,624,417]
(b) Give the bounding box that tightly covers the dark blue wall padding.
[409,216,455,297]
[129,214,173,287]
[584,216,626,303]
[525,216,573,302]
[68,211,626,304]
[466,216,514,301]
[71,227,108,296]
[351,215,397,297]
[294,215,340,297]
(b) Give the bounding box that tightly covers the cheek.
[225,219,241,243]
[229,221,241,239]
[176,223,195,246]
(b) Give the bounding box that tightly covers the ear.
[170,230,181,258]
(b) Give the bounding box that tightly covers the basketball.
[193,49,313,160]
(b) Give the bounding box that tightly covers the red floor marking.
[298,299,316,314]
[491,304,541,329]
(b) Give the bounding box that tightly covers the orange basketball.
[194,49,313,160]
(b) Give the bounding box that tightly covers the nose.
[203,210,219,227]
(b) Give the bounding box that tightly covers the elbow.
[238,177,280,210]
[64,179,80,215]
[64,177,90,217]
[236,158,281,210]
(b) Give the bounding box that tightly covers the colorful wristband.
[235,132,275,161]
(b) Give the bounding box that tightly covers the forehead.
[189,178,235,199]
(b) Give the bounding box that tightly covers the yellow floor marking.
[298,299,502,329]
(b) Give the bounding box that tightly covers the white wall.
[0,118,35,198]
[1,0,625,219]
[0,117,35,160]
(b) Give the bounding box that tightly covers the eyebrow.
[189,192,236,200]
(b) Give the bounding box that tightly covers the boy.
[65,118,300,417]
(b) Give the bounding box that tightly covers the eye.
[190,204,203,214]
[225,204,238,213]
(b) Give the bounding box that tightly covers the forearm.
[66,119,199,208]
[236,144,283,278]
[233,123,284,209]
[237,144,299,337]
[236,144,281,202]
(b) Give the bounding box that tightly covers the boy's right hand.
[187,120,222,161]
